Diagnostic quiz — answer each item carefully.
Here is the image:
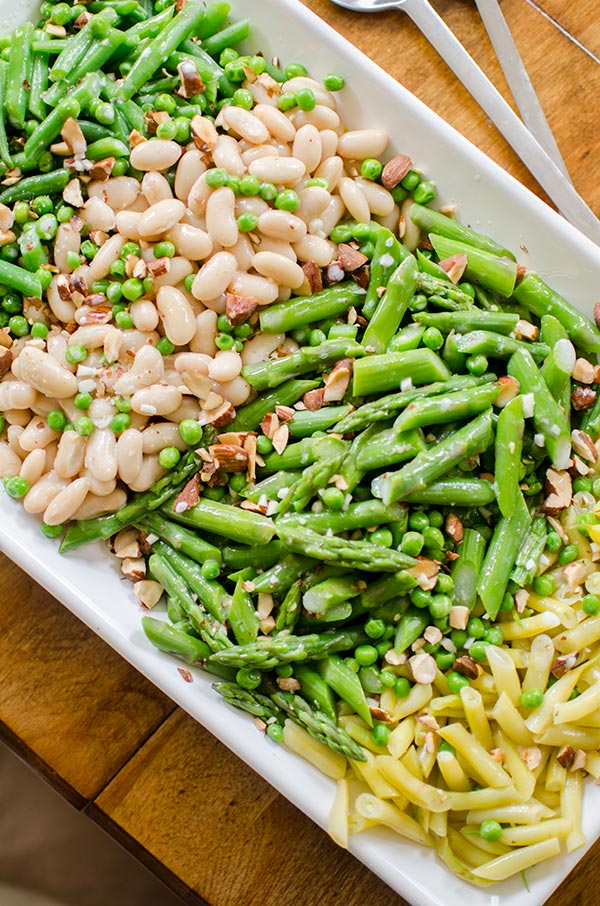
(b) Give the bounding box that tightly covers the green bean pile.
[2,0,600,886]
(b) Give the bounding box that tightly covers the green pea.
[559,544,579,565]
[435,650,455,671]
[371,723,390,747]
[360,158,383,181]
[205,167,229,189]
[31,321,49,339]
[275,189,300,212]
[479,820,502,842]
[532,574,555,596]
[47,409,67,432]
[92,280,109,295]
[36,268,53,292]
[285,62,308,79]
[447,671,470,694]
[75,416,94,437]
[484,626,504,646]
[400,170,420,191]
[121,278,144,302]
[177,419,202,447]
[258,181,278,202]
[237,212,259,232]
[41,522,64,538]
[400,531,424,556]
[266,722,284,743]
[110,259,126,277]
[121,241,141,260]
[500,592,514,612]
[413,180,436,204]
[423,526,444,549]
[319,486,345,510]
[450,629,468,650]
[106,282,123,304]
[80,239,98,260]
[423,327,444,351]
[465,354,489,376]
[219,48,239,66]
[277,90,298,111]
[305,177,329,189]
[154,241,176,259]
[115,310,134,329]
[429,594,452,620]
[545,531,562,552]
[111,413,131,435]
[156,339,175,358]
[51,3,72,25]
[410,587,431,609]
[354,644,378,667]
[215,333,235,350]
[114,397,131,413]
[469,640,490,662]
[232,88,254,109]
[323,73,345,91]
[380,669,397,687]
[31,195,53,216]
[573,476,593,494]
[155,93,177,113]
[74,392,93,410]
[520,688,544,709]
[582,593,600,616]
[256,435,273,455]
[3,476,30,499]
[159,446,181,469]
[13,202,30,224]
[467,617,486,639]
[201,559,221,580]
[233,323,253,339]
[438,740,456,755]
[9,316,29,337]
[408,511,429,532]
[309,328,327,346]
[65,344,87,365]
[227,176,241,195]
[236,666,262,690]
[296,87,316,111]
[329,223,354,244]
[173,117,191,143]
[364,619,386,640]
[435,573,453,594]
[394,677,411,698]
[2,295,22,314]
[370,528,394,548]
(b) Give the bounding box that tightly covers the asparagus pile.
[59,201,600,766]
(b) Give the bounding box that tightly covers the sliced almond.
[573,357,596,384]
[406,558,439,590]
[133,579,164,609]
[303,387,325,411]
[515,588,529,613]
[543,468,572,513]
[275,405,295,422]
[209,443,249,473]
[438,253,468,284]
[177,59,205,98]
[409,652,437,685]
[89,157,115,182]
[494,375,520,407]
[563,560,586,592]
[121,557,146,582]
[190,114,218,152]
[453,655,479,680]
[449,605,469,631]
[261,411,279,439]
[63,178,83,208]
[173,474,200,513]
[551,653,578,678]
[147,256,171,277]
[323,358,353,403]
[300,260,323,295]
[272,423,289,455]
[243,433,258,482]
[571,429,598,463]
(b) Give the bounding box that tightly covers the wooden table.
[1,2,599,904]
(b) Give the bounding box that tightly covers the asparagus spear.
[259,282,365,333]
[414,310,519,335]
[138,512,222,565]
[393,383,501,432]
[511,516,548,587]
[228,379,320,432]
[513,273,600,353]
[495,395,524,518]
[207,626,369,670]
[165,497,275,546]
[428,234,518,298]
[352,348,451,396]
[275,580,302,633]
[276,524,418,573]
[409,203,516,259]
[362,255,419,354]
[213,681,283,722]
[142,616,211,665]
[271,689,366,761]
[454,330,550,362]
[242,338,365,391]
[477,490,532,620]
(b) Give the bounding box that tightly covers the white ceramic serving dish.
[1,1,600,904]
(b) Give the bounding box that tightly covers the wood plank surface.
[92,710,398,906]
[0,554,175,802]
[3,0,600,904]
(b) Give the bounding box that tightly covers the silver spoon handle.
[400,0,600,244]
[474,0,570,182]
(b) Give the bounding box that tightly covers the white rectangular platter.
[2,1,600,904]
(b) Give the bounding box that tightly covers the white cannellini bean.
[130,298,159,332]
[113,344,164,396]
[241,331,284,366]
[17,346,78,399]
[319,194,345,235]
[44,477,90,526]
[221,105,270,144]
[355,178,395,216]
[377,205,400,234]
[88,397,113,427]
[44,441,58,471]
[7,425,25,457]
[258,209,307,242]
[0,440,22,478]
[131,384,182,417]
[208,350,242,383]
[19,417,59,451]
[200,294,226,314]
[85,428,118,482]
[256,237,297,261]
[169,398,201,424]
[130,139,182,172]
[54,431,87,479]
[54,224,81,274]
[240,144,279,167]
[253,104,296,142]
[117,428,144,485]
[401,196,421,251]
[337,129,389,160]
[141,171,173,205]
[88,233,126,282]
[47,276,76,324]
[3,408,30,427]
[166,222,213,261]
[293,234,336,266]
[82,196,115,232]
[205,186,238,248]
[153,256,194,289]
[338,176,371,223]
[175,150,206,202]
[282,77,335,109]
[292,125,322,174]
[70,325,113,349]
[157,285,196,346]
[88,176,140,211]
[296,186,331,223]
[174,352,211,374]
[191,251,237,302]
[214,375,251,407]
[30,395,59,418]
[19,448,46,486]
[72,488,128,521]
[138,198,185,238]
[23,470,68,513]
[251,251,305,289]
[212,134,245,176]
[294,106,341,131]
[81,469,116,496]
[128,455,165,492]
[319,130,339,163]
[180,208,207,230]
[118,330,159,359]
[142,422,188,454]
[0,381,37,410]
[315,155,344,191]
[187,172,212,217]
[235,196,269,218]
[227,234,255,272]
[248,156,305,186]
[189,309,218,356]
[228,271,278,306]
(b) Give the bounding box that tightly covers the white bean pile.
[0,71,407,529]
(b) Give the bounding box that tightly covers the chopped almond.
[300,260,323,295]
[546,514,570,545]
[121,557,146,582]
[557,745,576,770]
[190,114,218,152]
[303,388,325,411]
[515,588,529,613]
[551,653,578,678]
[272,423,289,455]
[573,357,596,384]
[445,513,463,542]
[438,253,468,284]
[409,652,437,685]
[275,405,294,422]
[369,706,392,724]
[490,748,505,764]
[324,262,345,285]
[423,626,442,645]
[0,345,12,378]
[173,474,200,513]
[128,129,147,149]
[543,468,572,513]
[61,118,86,157]
[63,178,83,208]
[337,243,369,272]
[406,558,439,590]
[177,59,205,98]
[494,375,520,407]
[89,158,115,182]
[520,746,542,771]
[563,560,586,592]
[205,399,236,428]
[416,713,440,731]
[147,256,171,277]
[571,386,597,411]
[449,605,469,631]
[381,154,412,190]
[133,579,163,609]
[277,676,301,692]
[261,411,279,439]
[571,429,598,463]
[226,292,257,325]
[453,656,479,680]
[323,358,352,402]
[209,443,249,473]
[594,301,600,331]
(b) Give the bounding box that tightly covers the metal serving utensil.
[328,0,600,245]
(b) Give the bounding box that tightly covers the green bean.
[372,409,494,505]
[402,479,496,507]
[259,283,364,334]
[121,5,175,47]
[409,203,516,260]
[228,379,319,432]
[414,311,519,335]
[23,97,80,163]
[119,1,208,101]
[363,227,406,319]
[0,260,42,298]
[6,21,34,130]
[513,273,600,354]
[18,225,47,272]
[352,349,451,397]
[49,19,97,83]
[429,234,518,298]
[28,52,49,121]
[451,528,486,611]
[201,19,251,56]
[362,255,419,354]
[0,62,12,168]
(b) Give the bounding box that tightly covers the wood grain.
[93,710,402,906]
[532,0,600,58]
[0,554,175,802]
